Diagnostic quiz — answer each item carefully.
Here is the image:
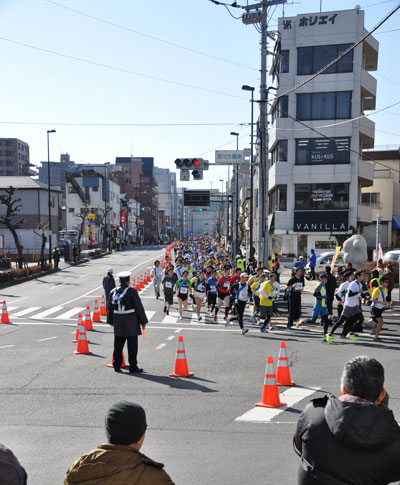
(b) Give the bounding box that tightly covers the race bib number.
[180,287,188,294]
[295,282,303,291]
[165,282,172,289]
[210,286,216,292]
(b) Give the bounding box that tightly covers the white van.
[383,249,400,262]
[305,251,345,277]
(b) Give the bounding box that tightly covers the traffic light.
[174,158,209,180]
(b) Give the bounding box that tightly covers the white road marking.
[49,284,64,290]
[235,386,320,423]
[156,343,166,350]
[56,307,85,320]
[166,335,175,341]
[31,307,64,319]
[79,273,92,278]
[10,307,41,317]
[0,345,15,349]
[6,296,28,304]
[161,315,179,324]
[36,336,58,342]
[174,329,182,333]
[2,306,19,313]
[145,311,156,321]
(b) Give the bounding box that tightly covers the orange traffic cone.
[72,313,83,343]
[255,356,286,408]
[1,300,10,324]
[84,306,94,331]
[74,319,92,354]
[107,351,129,369]
[92,299,101,322]
[276,341,295,386]
[100,295,107,316]
[169,335,194,377]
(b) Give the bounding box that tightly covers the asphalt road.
[1,248,399,485]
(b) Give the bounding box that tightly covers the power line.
[0,121,244,127]
[0,36,246,100]
[45,0,258,72]
[362,0,397,7]
[278,3,400,98]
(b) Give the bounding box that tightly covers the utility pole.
[242,0,286,266]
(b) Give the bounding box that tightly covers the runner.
[152,260,163,299]
[250,271,266,323]
[214,267,232,323]
[190,269,207,321]
[175,270,191,319]
[228,272,250,335]
[298,274,329,339]
[206,270,218,315]
[364,276,390,342]
[286,267,304,329]
[259,272,277,333]
[162,267,175,315]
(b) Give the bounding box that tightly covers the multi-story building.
[361,149,400,250]
[264,7,378,257]
[188,189,223,238]
[153,167,179,238]
[0,138,33,177]
[38,153,76,199]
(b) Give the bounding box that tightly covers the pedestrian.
[228,272,250,335]
[72,243,78,263]
[324,266,336,317]
[152,260,163,299]
[190,269,207,321]
[308,249,317,280]
[162,267,175,315]
[64,241,70,262]
[286,267,304,329]
[107,271,148,373]
[64,401,174,484]
[0,442,27,484]
[175,270,190,319]
[52,246,60,269]
[365,276,390,342]
[294,356,400,485]
[293,255,306,278]
[384,264,394,309]
[274,256,281,283]
[259,272,277,333]
[102,267,116,309]
[375,258,385,277]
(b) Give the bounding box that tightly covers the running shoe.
[373,337,382,342]
[326,334,333,344]
[166,309,169,315]
[207,307,210,312]
[346,333,357,342]
[241,328,249,335]
[260,327,267,333]
[214,315,218,323]
[224,318,230,327]
[224,315,228,321]
[198,315,202,321]
[269,325,273,331]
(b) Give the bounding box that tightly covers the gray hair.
[340,356,384,402]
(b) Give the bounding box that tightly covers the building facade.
[153,167,179,238]
[0,138,33,177]
[265,7,378,257]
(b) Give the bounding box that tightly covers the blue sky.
[0,0,399,190]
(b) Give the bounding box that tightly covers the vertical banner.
[331,246,341,270]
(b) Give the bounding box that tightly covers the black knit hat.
[105,401,148,445]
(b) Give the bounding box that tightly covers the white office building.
[266,7,378,257]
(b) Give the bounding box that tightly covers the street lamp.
[104,162,110,250]
[47,129,56,264]
[230,132,239,259]
[242,84,255,261]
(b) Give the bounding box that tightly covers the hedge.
[0,263,53,284]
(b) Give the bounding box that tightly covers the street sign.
[184,190,210,207]
[215,150,244,164]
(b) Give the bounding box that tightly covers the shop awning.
[392,215,400,230]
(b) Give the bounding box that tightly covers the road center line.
[166,335,175,341]
[79,273,92,278]
[174,329,182,333]
[0,345,15,349]
[36,336,58,342]
[156,343,166,350]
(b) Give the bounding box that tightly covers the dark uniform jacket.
[102,274,116,301]
[107,284,148,337]
[64,444,174,484]
[294,394,400,484]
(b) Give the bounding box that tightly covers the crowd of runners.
[151,237,395,343]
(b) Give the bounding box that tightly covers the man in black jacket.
[107,271,148,374]
[324,266,336,318]
[294,356,400,484]
[103,267,116,308]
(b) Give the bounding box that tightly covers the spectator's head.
[385,264,393,272]
[311,249,315,254]
[378,258,383,264]
[299,256,304,261]
[346,262,353,269]
[257,267,263,274]
[380,276,389,287]
[0,443,27,485]
[154,260,160,267]
[325,266,332,274]
[341,356,385,404]
[107,267,113,275]
[105,401,147,450]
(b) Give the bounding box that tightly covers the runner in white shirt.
[152,260,163,299]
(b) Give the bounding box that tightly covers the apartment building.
[0,138,33,177]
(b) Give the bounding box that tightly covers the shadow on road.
[129,373,218,393]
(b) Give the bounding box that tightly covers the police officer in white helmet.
[107,271,148,373]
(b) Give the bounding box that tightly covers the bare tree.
[98,204,112,250]
[33,223,48,270]
[0,186,25,269]
[73,202,90,255]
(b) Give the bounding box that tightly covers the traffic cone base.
[169,336,194,378]
[107,352,129,369]
[276,341,295,387]
[255,356,286,408]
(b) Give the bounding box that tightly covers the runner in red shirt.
[214,267,232,322]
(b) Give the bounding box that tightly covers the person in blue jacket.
[293,256,306,278]
[309,249,317,280]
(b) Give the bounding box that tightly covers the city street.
[1,247,399,484]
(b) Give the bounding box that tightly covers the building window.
[68,208,74,213]
[268,185,287,213]
[280,50,289,73]
[271,140,288,166]
[272,95,288,122]
[295,183,349,210]
[92,186,98,192]
[361,192,380,207]
[297,91,351,120]
[295,137,350,165]
[297,44,353,75]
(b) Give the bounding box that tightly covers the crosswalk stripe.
[10,307,41,317]
[31,307,64,319]
[161,315,178,324]
[4,306,19,313]
[145,311,156,321]
[56,307,85,320]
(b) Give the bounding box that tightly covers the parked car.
[383,249,400,262]
[305,251,345,277]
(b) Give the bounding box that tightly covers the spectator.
[384,264,395,309]
[64,401,174,484]
[52,247,60,269]
[102,267,116,307]
[72,244,78,263]
[324,266,336,317]
[0,443,27,484]
[293,256,306,278]
[294,356,400,484]
[308,249,317,280]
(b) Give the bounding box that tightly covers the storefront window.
[295,183,349,210]
[295,137,350,165]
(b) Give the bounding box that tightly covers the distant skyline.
[0,0,399,190]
